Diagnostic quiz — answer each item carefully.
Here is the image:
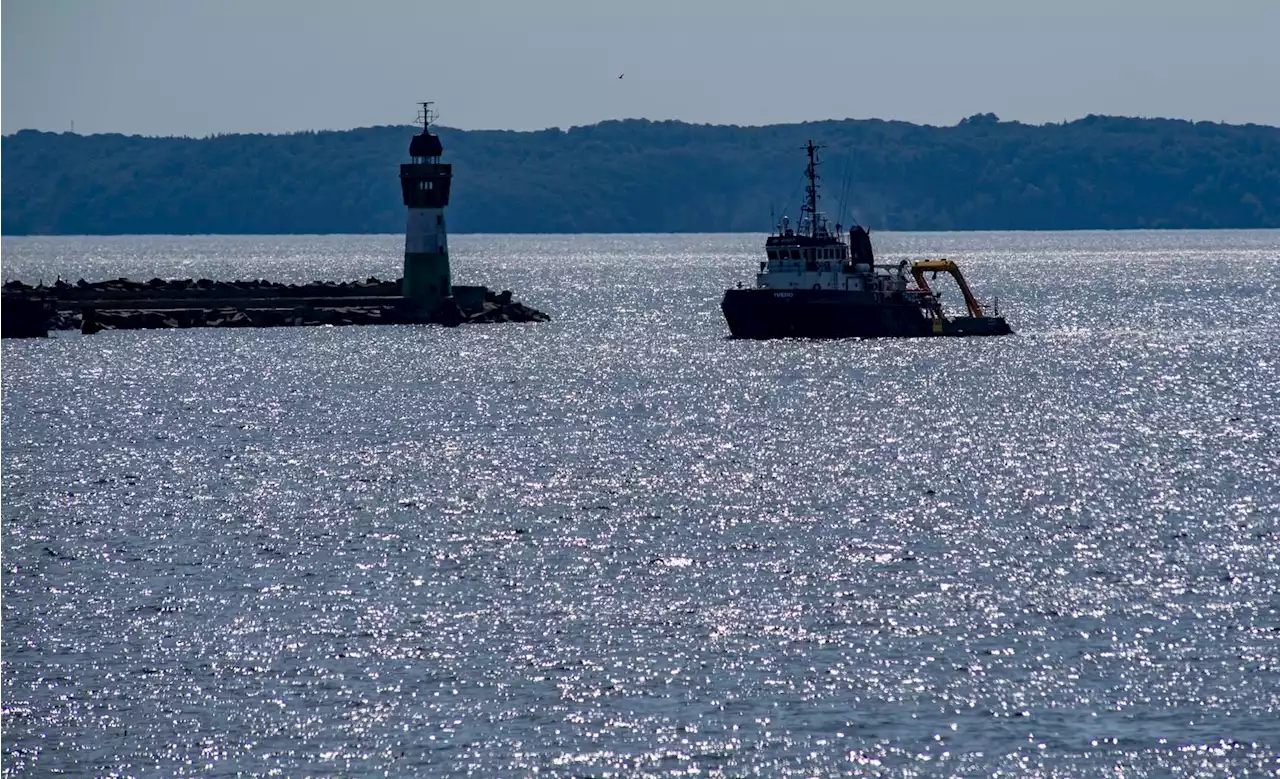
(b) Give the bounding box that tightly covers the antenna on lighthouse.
[417,102,438,131]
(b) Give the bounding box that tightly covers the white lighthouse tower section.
[403,207,451,306]
[406,208,448,255]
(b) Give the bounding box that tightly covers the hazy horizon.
[7,111,1280,141]
[4,0,1279,137]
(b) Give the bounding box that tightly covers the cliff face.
[4,115,1279,235]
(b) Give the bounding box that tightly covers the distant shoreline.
[5,116,1277,234]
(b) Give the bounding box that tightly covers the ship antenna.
[802,139,822,238]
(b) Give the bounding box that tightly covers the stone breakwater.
[1,278,550,337]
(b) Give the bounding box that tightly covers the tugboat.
[721,141,1012,339]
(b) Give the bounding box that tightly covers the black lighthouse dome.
[408,129,443,160]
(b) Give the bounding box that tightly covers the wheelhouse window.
[790,249,801,260]
[767,250,777,260]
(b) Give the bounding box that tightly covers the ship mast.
[801,139,821,238]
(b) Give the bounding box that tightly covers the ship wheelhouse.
[755,214,908,294]
[757,228,851,290]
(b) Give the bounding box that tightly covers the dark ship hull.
[721,289,1011,339]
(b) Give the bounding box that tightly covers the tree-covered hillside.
[3,114,1278,235]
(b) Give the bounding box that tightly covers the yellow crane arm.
[910,260,986,318]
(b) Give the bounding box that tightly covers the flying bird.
[618,74,624,79]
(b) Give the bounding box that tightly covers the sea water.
[3,231,1278,776]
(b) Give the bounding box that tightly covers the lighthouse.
[400,102,453,316]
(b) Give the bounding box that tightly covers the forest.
[3,113,1278,235]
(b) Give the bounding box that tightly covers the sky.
[3,0,1279,137]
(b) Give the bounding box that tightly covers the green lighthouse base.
[402,250,453,317]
